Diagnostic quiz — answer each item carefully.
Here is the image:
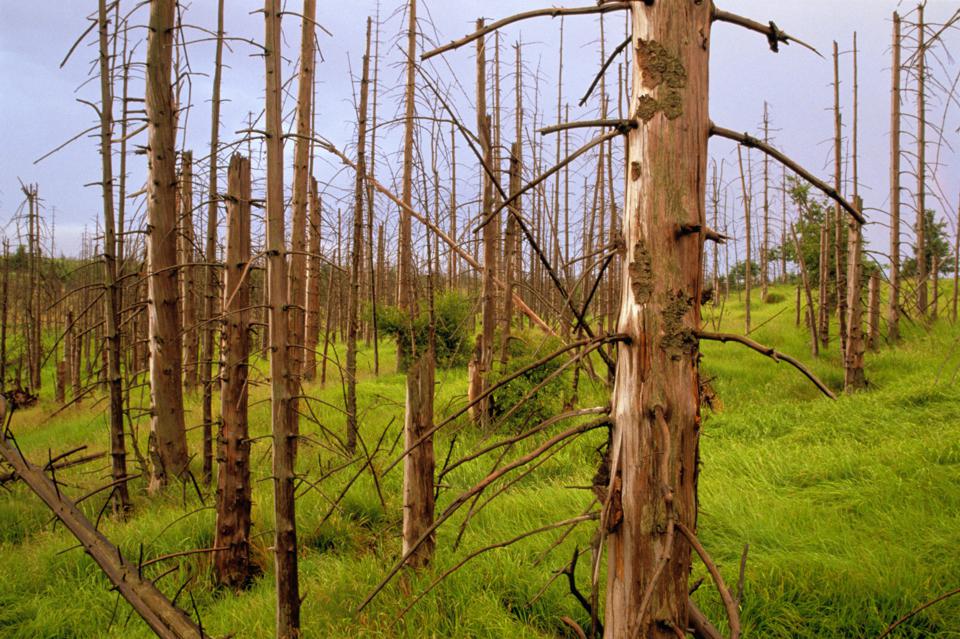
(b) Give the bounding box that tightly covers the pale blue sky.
[0,1,957,263]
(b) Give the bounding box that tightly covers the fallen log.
[0,397,207,639]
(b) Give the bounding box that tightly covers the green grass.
[1,285,959,638]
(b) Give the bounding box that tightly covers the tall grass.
[1,285,958,637]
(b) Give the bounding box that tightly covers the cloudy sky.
[0,1,957,261]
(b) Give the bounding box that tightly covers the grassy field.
[1,285,958,638]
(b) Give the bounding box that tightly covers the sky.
[0,1,957,264]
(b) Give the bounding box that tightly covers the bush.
[764,292,785,304]
[489,331,568,432]
[375,291,474,370]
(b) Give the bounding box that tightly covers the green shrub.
[375,291,474,370]
[489,331,568,431]
[764,292,785,304]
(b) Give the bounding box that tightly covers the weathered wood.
[145,0,188,488]
[888,12,902,341]
[346,18,372,455]
[264,1,300,635]
[287,0,316,458]
[605,4,710,636]
[96,0,130,510]
[214,154,254,590]
[303,179,321,381]
[736,145,752,333]
[179,151,199,391]
[201,0,225,486]
[916,5,928,317]
[844,36,866,391]
[868,271,880,350]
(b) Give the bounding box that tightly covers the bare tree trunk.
[399,0,435,570]
[179,151,199,391]
[791,225,819,357]
[346,19,372,456]
[818,214,830,349]
[287,0,316,462]
[145,0,188,488]
[201,0,225,486]
[761,102,770,302]
[953,195,959,323]
[264,2,300,635]
[605,4,709,635]
[916,5,928,318]
[500,142,520,370]
[868,271,880,350]
[214,154,255,590]
[932,254,939,319]
[304,180,321,381]
[888,11,902,341]
[845,34,866,391]
[476,18,497,427]
[737,145,751,333]
[367,12,382,375]
[833,41,848,356]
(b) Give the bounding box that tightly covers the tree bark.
[605,4,709,636]
[214,154,254,590]
[145,0,188,488]
[303,179,321,381]
[888,12,902,341]
[916,5,928,317]
[179,151,199,391]
[287,0,316,458]
[346,19,372,455]
[264,1,300,635]
[201,0,225,486]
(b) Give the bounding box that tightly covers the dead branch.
[877,586,960,639]
[421,3,630,61]
[676,521,741,639]
[712,8,821,56]
[709,123,865,225]
[697,330,837,399]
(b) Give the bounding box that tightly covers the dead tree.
[868,271,880,350]
[287,0,316,458]
[844,33,866,391]
[832,42,848,355]
[346,18,372,456]
[915,4,928,317]
[201,0,225,486]
[791,224,819,357]
[737,145,752,333]
[888,12,903,341]
[264,1,300,635]
[400,0,436,570]
[761,102,770,301]
[145,0,189,488]
[304,179,321,381]
[97,0,131,512]
[179,150,199,391]
[214,154,255,590]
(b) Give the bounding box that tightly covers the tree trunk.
[179,151,199,391]
[605,4,709,635]
[346,19,372,455]
[145,0,188,488]
[916,5,928,318]
[287,0,316,460]
[736,146,751,333]
[201,0,225,486]
[304,179,321,381]
[264,2,300,635]
[214,154,255,590]
[888,12,902,341]
[844,36,866,391]
[868,271,880,350]
[791,225,819,357]
[833,42,848,355]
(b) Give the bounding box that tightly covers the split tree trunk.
[145,0,189,488]
[604,4,709,635]
[214,154,254,590]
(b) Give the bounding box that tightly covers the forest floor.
[1,285,959,638]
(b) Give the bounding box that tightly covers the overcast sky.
[0,1,957,261]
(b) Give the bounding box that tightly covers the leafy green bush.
[764,292,785,304]
[375,291,474,370]
[489,331,568,431]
